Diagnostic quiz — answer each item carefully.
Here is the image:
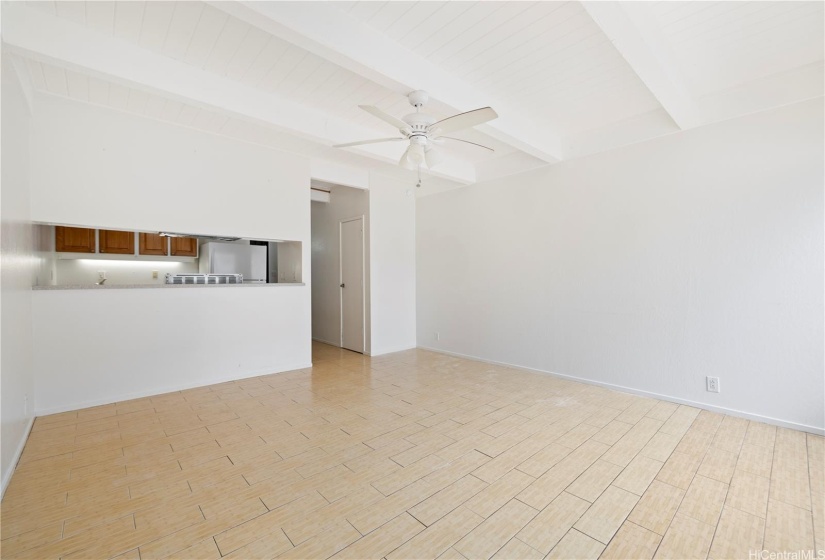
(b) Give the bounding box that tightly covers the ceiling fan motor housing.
[402,113,436,140]
[409,135,428,147]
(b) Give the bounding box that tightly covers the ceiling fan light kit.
[424,145,443,168]
[333,90,499,173]
[399,147,416,170]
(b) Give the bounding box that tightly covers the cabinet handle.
[340,283,345,288]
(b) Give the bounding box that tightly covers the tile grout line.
[805,433,817,554]
[647,414,725,559]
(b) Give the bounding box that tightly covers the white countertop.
[34,283,305,290]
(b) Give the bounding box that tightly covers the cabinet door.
[139,233,168,256]
[99,230,135,254]
[170,237,198,257]
[55,226,96,253]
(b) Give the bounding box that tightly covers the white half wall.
[369,172,416,356]
[1,54,36,493]
[27,93,312,414]
[31,287,310,414]
[311,185,370,351]
[417,99,824,433]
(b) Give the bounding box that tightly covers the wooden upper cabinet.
[99,230,135,254]
[170,237,198,257]
[55,226,96,253]
[139,233,168,256]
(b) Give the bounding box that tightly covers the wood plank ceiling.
[8,0,824,189]
[337,1,664,136]
[651,1,825,95]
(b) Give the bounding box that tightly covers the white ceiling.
[4,1,823,193]
[339,1,664,136]
[650,1,824,96]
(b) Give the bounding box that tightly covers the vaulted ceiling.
[3,1,823,195]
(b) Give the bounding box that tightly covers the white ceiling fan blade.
[359,105,408,131]
[333,137,405,148]
[428,107,498,135]
[437,136,495,152]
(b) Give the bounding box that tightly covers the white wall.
[1,55,36,493]
[27,94,312,414]
[417,99,824,433]
[32,286,309,414]
[30,95,307,241]
[369,172,416,355]
[311,185,370,351]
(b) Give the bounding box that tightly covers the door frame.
[339,215,365,353]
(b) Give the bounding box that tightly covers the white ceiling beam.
[582,2,704,130]
[7,54,35,114]
[475,152,550,185]
[310,160,369,190]
[0,3,474,185]
[209,1,563,164]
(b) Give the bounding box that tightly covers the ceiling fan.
[333,90,498,170]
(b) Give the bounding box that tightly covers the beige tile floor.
[2,342,823,559]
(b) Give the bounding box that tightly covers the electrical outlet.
[435,332,440,341]
[98,270,106,281]
[152,270,159,279]
[706,376,720,393]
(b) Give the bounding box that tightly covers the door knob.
[340,283,345,288]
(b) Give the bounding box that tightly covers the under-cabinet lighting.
[74,259,186,267]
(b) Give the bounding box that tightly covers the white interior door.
[340,217,364,353]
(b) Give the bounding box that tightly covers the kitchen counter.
[34,283,305,290]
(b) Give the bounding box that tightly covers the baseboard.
[312,338,415,357]
[418,345,824,436]
[2,416,35,499]
[34,362,312,417]
[312,337,340,347]
[369,343,417,357]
